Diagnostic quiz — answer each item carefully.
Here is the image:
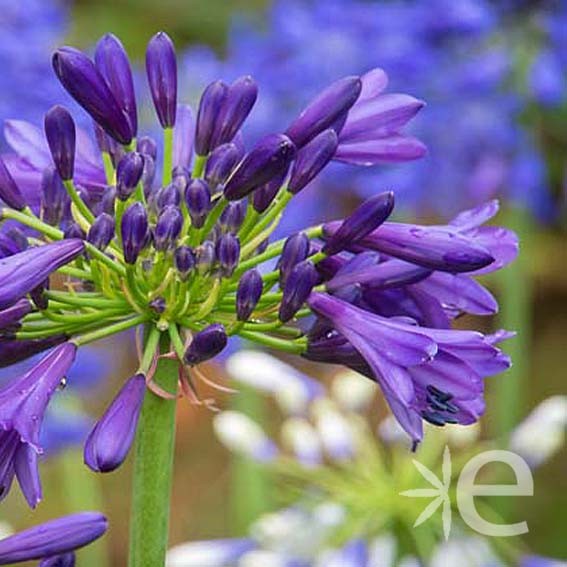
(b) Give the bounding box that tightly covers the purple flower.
[95,33,138,136]
[0,336,68,369]
[154,205,183,251]
[285,75,362,148]
[307,292,511,443]
[0,299,32,332]
[87,213,115,251]
[279,260,319,323]
[44,105,76,181]
[0,343,76,507]
[0,512,107,564]
[216,233,240,277]
[116,151,144,200]
[223,134,296,201]
[194,80,228,156]
[41,166,69,226]
[121,202,149,264]
[184,324,228,366]
[0,156,26,211]
[84,374,145,473]
[0,239,84,309]
[146,32,177,129]
[184,178,211,228]
[174,246,196,280]
[236,269,263,321]
[39,552,76,567]
[52,47,132,145]
[173,105,194,169]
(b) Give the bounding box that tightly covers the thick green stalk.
[128,332,178,567]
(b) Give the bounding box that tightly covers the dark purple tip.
[184,179,211,228]
[52,47,132,145]
[211,75,258,148]
[183,323,227,365]
[174,245,196,280]
[0,334,68,368]
[195,80,228,156]
[278,232,310,287]
[154,205,183,251]
[137,136,158,160]
[288,129,338,194]
[323,191,395,255]
[216,233,240,277]
[236,269,263,321]
[0,156,26,211]
[95,33,138,136]
[154,184,181,212]
[204,142,243,189]
[195,240,216,274]
[285,75,362,148]
[44,105,76,181]
[63,222,86,240]
[87,213,115,251]
[84,374,145,473]
[100,186,117,215]
[116,152,144,201]
[224,134,296,201]
[41,166,68,226]
[0,298,32,331]
[146,32,177,128]
[252,168,288,214]
[279,260,319,323]
[121,202,149,264]
[219,200,246,234]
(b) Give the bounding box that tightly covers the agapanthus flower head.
[0,29,515,506]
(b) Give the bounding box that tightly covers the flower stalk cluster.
[0,29,517,564]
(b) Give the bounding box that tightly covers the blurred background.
[0,0,565,565]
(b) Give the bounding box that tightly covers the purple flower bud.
[323,191,395,255]
[0,512,107,564]
[205,142,243,189]
[285,76,362,148]
[0,228,28,259]
[172,166,190,193]
[95,33,137,136]
[0,156,25,211]
[154,184,181,213]
[211,76,258,148]
[41,167,68,226]
[183,324,227,365]
[278,232,310,287]
[184,179,211,228]
[216,233,240,277]
[141,155,157,197]
[252,168,288,214]
[174,246,196,280]
[224,134,296,201]
[154,205,183,251]
[44,106,76,181]
[219,200,246,233]
[137,136,158,161]
[40,552,76,567]
[84,374,145,473]
[279,260,318,323]
[195,240,216,275]
[288,129,338,194]
[116,152,144,201]
[146,32,177,128]
[195,80,228,155]
[0,335,67,368]
[87,213,115,251]
[121,202,149,264]
[236,269,263,321]
[63,223,86,241]
[52,47,132,145]
[0,239,84,310]
[0,299,32,332]
[100,186,116,215]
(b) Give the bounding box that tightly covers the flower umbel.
[0,30,515,509]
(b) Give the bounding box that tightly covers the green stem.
[128,331,178,567]
[191,154,206,178]
[162,128,174,186]
[237,330,307,354]
[244,190,292,243]
[72,315,146,346]
[64,179,95,224]
[200,196,228,240]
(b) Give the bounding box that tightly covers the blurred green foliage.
[69,0,269,58]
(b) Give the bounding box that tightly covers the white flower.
[331,370,376,412]
[281,417,322,467]
[509,396,567,468]
[312,399,357,461]
[166,539,254,567]
[213,411,277,462]
[226,350,322,414]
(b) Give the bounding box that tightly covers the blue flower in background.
[179,0,562,221]
[0,0,70,139]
